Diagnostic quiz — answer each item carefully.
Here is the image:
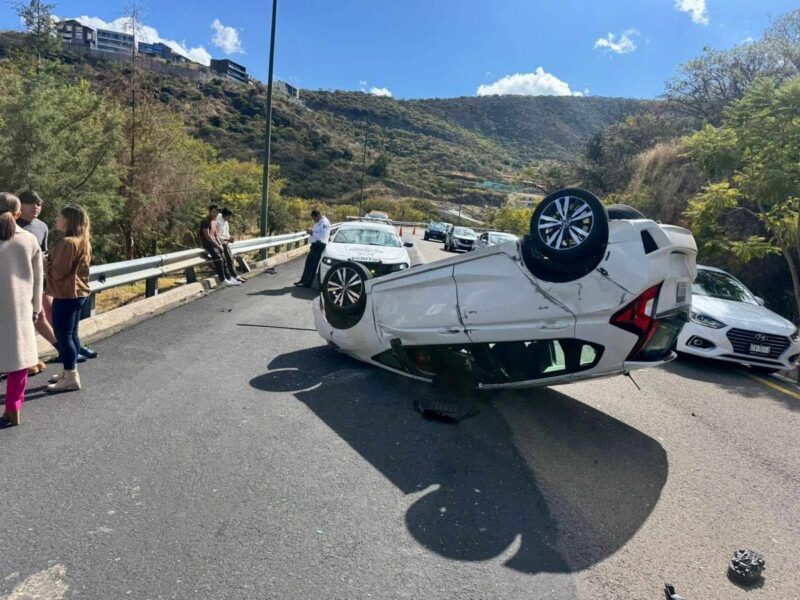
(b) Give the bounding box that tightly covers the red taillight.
[611,283,662,360]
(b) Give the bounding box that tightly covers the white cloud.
[358,80,368,87]
[594,28,639,54]
[675,0,709,25]
[476,67,583,97]
[370,86,392,97]
[69,15,212,65]
[211,19,243,55]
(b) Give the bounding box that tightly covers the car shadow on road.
[665,355,800,412]
[250,346,667,574]
[247,285,318,300]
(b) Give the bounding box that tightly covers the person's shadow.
[250,346,668,574]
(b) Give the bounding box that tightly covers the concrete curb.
[36,244,310,360]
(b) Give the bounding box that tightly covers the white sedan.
[317,220,412,287]
[676,265,800,373]
[474,231,519,250]
[314,189,698,391]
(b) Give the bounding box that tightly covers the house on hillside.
[274,80,300,100]
[58,20,134,56]
[58,19,97,50]
[138,41,191,64]
[210,59,248,84]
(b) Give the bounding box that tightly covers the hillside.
[9,38,649,203]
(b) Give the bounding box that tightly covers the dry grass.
[95,275,186,314]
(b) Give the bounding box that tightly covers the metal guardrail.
[82,228,323,318]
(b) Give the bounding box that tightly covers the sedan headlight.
[690,310,726,329]
[322,257,336,266]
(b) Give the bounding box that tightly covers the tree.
[0,63,124,260]
[367,153,391,178]
[684,76,800,320]
[487,205,533,237]
[520,160,574,194]
[14,0,61,65]
[664,17,798,124]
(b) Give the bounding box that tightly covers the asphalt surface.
[1,232,798,599]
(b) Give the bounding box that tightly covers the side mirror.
[755,296,766,306]
[404,242,414,248]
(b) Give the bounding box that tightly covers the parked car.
[317,221,412,286]
[474,231,519,250]
[444,226,477,252]
[313,188,698,391]
[364,211,390,223]
[423,221,451,242]
[676,265,800,373]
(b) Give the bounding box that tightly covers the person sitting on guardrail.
[201,204,240,288]
[0,193,43,427]
[46,205,92,394]
[216,208,245,284]
[295,209,330,288]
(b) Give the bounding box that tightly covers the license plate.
[749,343,771,355]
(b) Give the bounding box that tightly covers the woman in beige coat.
[0,192,43,427]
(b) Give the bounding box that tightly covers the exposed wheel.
[521,237,603,283]
[322,261,370,318]
[530,188,608,261]
[607,204,646,220]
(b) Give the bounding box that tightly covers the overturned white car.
[313,189,697,390]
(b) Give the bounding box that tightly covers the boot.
[49,371,63,384]
[0,410,20,427]
[46,369,81,393]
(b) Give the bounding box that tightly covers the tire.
[521,237,603,283]
[530,188,608,261]
[607,204,646,220]
[322,261,370,318]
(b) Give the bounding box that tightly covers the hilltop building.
[138,41,190,64]
[210,59,248,84]
[58,19,97,50]
[274,80,300,100]
[96,28,135,55]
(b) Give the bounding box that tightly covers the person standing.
[295,209,330,288]
[16,191,68,375]
[46,205,92,393]
[0,193,43,427]
[216,208,245,283]
[201,204,240,287]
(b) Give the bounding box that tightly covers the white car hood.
[325,243,407,263]
[693,294,795,332]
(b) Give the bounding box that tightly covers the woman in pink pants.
[0,193,43,427]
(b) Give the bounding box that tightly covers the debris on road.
[664,583,685,600]
[728,549,766,586]
[413,396,479,423]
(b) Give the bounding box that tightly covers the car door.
[452,252,576,344]
[370,264,472,346]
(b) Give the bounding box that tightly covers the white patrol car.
[317,220,413,287]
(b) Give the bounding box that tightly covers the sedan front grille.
[726,328,791,359]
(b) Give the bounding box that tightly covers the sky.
[1,0,796,99]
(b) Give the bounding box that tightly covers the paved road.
[1,236,799,599]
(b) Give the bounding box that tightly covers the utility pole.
[358,117,369,217]
[260,0,278,247]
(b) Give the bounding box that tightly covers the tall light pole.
[260,0,278,244]
[358,117,369,217]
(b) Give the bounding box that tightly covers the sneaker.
[223,279,237,287]
[226,278,242,286]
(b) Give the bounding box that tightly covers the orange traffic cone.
[399,226,404,236]
[412,226,416,235]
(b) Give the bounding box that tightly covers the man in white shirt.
[295,209,331,287]
[216,208,245,283]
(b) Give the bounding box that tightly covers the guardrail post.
[236,256,251,273]
[184,267,197,284]
[80,293,96,320]
[145,276,159,298]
